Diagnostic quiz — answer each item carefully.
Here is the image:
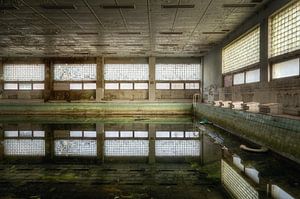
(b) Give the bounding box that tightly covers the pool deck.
[194,103,300,164]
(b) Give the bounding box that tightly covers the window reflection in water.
[55,140,97,157]
[104,140,149,157]
[3,130,45,156]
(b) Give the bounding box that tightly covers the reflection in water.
[55,140,97,157]
[105,131,148,138]
[4,139,45,156]
[271,185,294,199]
[221,159,259,199]
[69,131,97,138]
[0,119,299,199]
[105,140,149,157]
[155,140,200,157]
[245,167,259,184]
[4,130,46,156]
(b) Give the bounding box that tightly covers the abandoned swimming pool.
[0,116,299,199]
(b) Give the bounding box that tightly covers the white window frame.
[156,83,170,90]
[272,58,300,79]
[233,72,245,85]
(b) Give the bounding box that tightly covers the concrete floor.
[0,163,227,199]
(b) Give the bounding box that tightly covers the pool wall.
[0,102,192,115]
[194,104,300,164]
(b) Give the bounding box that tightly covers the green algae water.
[0,116,299,199]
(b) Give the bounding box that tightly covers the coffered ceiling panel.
[0,0,269,57]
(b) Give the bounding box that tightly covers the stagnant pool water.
[0,116,299,199]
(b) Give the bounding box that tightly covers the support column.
[0,123,4,161]
[0,59,3,99]
[44,125,53,162]
[96,57,104,102]
[201,57,204,102]
[96,123,105,163]
[148,124,156,164]
[200,131,204,165]
[44,59,52,102]
[48,126,56,162]
[260,18,269,83]
[148,57,156,101]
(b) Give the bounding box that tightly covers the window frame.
[53,63,97,91]
[268,1,300,81]
[270,57,300,80]
[104,63,149,91]
[223,65,261,87]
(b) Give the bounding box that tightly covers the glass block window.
[221,160,259,199]
[272,58,300,79]
[4,139,45,156]
[54,64,96,81]
[233,73,245,85]
[104,64,149,81]
[3,64,45,81]
[222,27,260,74]
[55,140,97,157]
[156,64,200,80]
[245,69,260,83]
[104,140,149,157]
[155,140,200,156]
[270,1,300,57]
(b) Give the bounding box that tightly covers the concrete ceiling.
[0,0,268,57]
